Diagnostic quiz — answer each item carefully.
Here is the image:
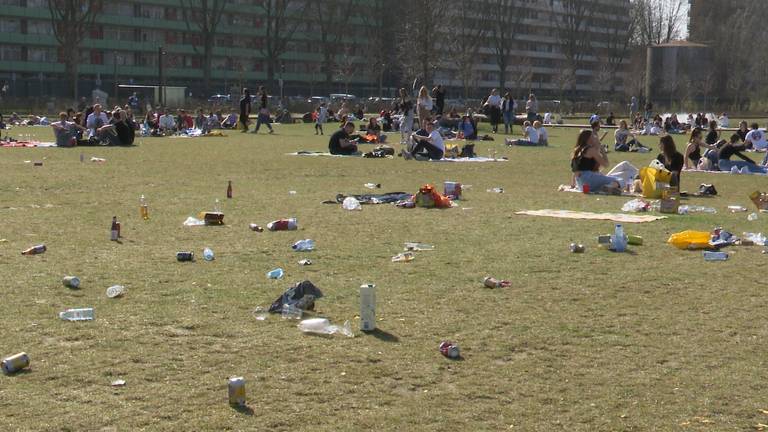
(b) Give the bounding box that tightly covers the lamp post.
[113,51,120,104]
[158,46,166,107]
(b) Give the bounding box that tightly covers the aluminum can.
[439,341,460,359]
[2,352,30,374]
[569,243,585,253]
[176,251,194,261]
[228,376,246,406]
[62,276,80,289]
[21,244,46,255]
[249,224,264,232]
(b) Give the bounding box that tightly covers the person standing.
[239,88,251,133]
[432,84,445,116]
[315,102,328,135]
[525,93,538,122]
[629,96,638,120]
[501,92,515,134]
[252,86,274,134]
[397,88,415,144]
[484,88,502,133]
[416,86,433,126]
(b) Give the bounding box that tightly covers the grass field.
[3,120,768,431]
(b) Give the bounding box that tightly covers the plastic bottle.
[404,242,435,251]
[364,183,381,189]
[748,212,759,221]
[203,247,214,261]
[391,252,415,262]
[110,216,119,241]
[728,205,747,213]
[703,251,728,261]
[214,198,221,213]
[281,304,303,320]
[298,318,353,337]
[226,181,232,199]
[292,239,315,251]
[140,195,149,220]
[678,205,717,215]
[266,268,284,279]
[486,187,504,193]
[267,218,298,231]
[612,224,627,252]
[59,308,94,321]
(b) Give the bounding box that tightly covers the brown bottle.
[227,180,232,199]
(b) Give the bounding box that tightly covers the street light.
[158,46,166,107]
[113,51,121,104]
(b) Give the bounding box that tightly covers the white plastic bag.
[342,197,362,211]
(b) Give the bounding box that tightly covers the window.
[26,20,53,35]
[28,47,56,62]
[0,45,21,61]
[0,18,20,32]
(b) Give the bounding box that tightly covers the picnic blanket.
[288,151,506,162]
[323,192,413,205]
[1,140,56,148]
[288,151,360,157]
[515,209,666,223]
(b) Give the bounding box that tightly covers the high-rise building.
[0,0,630,103]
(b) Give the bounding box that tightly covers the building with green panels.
[0,0,379,102]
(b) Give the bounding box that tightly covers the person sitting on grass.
[459,115,477,140]
[328,121,360,155]
[705,119,719,145]
[158,108,177,134]
[719,112,730,128]
[220,110,237,129]
[51,111,86,147]
[614,120,649,152]
[571,129,620,194]
[684,127,717,170]
[109,108,136,146]
[656,135,684,188]
[364,117,385,143]
[737,120,749,142]
[404,120,444,161]
[534,120,549,146]
[176,109,193,131]
[718,133,767,173]
[744,122,767,151]
[506,120,542,146]
[194,108,206,130]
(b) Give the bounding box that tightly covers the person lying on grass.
[505,120,544,146]
[403,121,444,161]
[718,133,768,173]
[570,129,621,194]
[328,121,360,155]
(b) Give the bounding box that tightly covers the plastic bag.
[342,196,362,211]
[667,230,712,250]
[297,318,354,337]
[621,198,650,212]
[639,167,672,199]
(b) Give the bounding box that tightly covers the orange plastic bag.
[413,184,453,208]
[667,230,711,250]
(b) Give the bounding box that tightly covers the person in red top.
[176,109,194,130]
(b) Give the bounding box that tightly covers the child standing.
[315,103,328,135]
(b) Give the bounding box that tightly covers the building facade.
[0,0,630,103]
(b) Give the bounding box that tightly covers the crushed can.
[2,352,30,374]
[228,376,246,406]
[298,259,312,266]
[21,244,46,255]
[249,223,264,232]
[62,276,80,289]
[176,251,194,262]
[439,341,460,359]
[569,243,585,253]
[360,284,376,331]
[483,277,510,288]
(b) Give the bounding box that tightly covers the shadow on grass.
[232,404,254,416]
[3,368,32,377]
[364,328,400,343]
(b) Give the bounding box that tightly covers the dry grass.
[2,121,768,431]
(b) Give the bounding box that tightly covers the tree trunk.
[498,58,507,91]
[203,38,213,96]
[266,60,275,91]
[69,48,79,101]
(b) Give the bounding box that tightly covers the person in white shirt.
[745,123,768,152]
[484,88,503,133]
[525,93,538,121]
[589,113,600,125]
[543,112,552,124]
[314,103,328,135]
[158,109,176,133]
[416,86,433,125]
[534,120,548,146]
[718,112,730,128]
[51,111,85,147]
[85,103,111,139]
[505,121,541,146]
[404,121,444,160]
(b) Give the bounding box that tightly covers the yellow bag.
[639,167,672,199]
[667,230,711,250]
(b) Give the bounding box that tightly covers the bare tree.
[631,0,686,46]
[447,1,486,98]
[487,0,523,91]
[47,0,102,100]
[396,0,446,86]
[181,0,227,97]
[257,0,307,90]
[360,0,389,97]
[313,0,356,90]
[514,57,533,94]
[550,0,593,99]
[334,45,358,95]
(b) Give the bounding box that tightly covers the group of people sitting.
[50,103,136,147]
[572,117,768,194]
